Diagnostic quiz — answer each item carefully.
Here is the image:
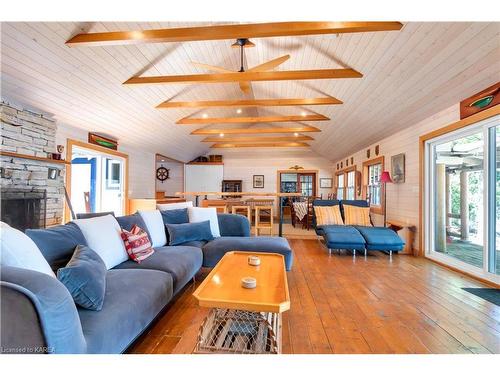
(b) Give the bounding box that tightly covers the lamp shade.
[380,171,393,184]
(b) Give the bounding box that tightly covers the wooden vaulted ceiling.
[1,22,499,160]
[65,22,401,149]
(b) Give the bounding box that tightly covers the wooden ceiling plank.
[191,126,321,135]
[201,135,314,142]
[177,114,329,124]
[156,97,343,108]
[211,142,311,148]
[66,22,404,46]
[123,69,363,85]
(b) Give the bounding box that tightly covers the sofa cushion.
[138,210,167,247]
[26,222,88,271]
[160,208,189,224]
[319,225,366,250]
[57,245,107,311]
[314,205,344,226]
[74,215,128,270]
[176,240,207,248]
[1,222,55,277]
[217,213,251,237]
[78,269,173,354]
[156,201,193,211]
[116,213,153,244]
[120,225,155,263]
[166,220,213,246]
[113,246,202,294]
[188,207,220,237]
[202,236,293,271]
[343,205,371,226]
[354,226,405,251]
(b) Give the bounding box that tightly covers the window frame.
[335,165,357,200]
[362,156,385,214]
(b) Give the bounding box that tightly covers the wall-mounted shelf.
[0,151,70,165]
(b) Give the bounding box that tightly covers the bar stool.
[231,205,251,223]
[254,206,274,236]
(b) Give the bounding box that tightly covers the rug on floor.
[462,288,500,306]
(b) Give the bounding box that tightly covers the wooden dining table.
[175,191,302,237]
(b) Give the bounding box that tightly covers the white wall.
[155,160,184,196]
[207,149,334,212]
[332,104,460,252]
[56,123,155,199]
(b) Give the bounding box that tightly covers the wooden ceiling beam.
[123,69,362,85]
[211,142,310,148]
[66,22,403,47]
[177,114,329,125]
[202,135,314,143]
[191,125,321,135]
[156,97,343,108]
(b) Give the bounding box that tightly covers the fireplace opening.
[0,189,47,231]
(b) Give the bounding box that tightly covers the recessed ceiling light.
[219,133,224,137]
[202,113,208,118]
[294,133,299,137]
[301,111,307,117]
[236,108,242,114]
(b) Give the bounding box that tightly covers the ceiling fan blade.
[191,61,234,73]
[248,55,291,72]
[239,81,251,92]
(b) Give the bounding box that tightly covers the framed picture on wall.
[320,178,333,188]
[391,153,405,183]
[253,175,264,188]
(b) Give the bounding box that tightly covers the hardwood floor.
[127,239,500,354]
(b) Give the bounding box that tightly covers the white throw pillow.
[156,201,193,211]
[74,215,128,269]
[138,210,167,247]
[188,207,220,238]
[0,221,55,277]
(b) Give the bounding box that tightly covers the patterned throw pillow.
[343,205,372,226]
[314,205,344,226]
[120,225,154,263]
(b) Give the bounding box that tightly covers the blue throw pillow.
[160,208,189,224]
[166,220,214,246]
[57,245,107,311]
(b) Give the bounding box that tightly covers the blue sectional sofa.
[312,199,404,256]
[0,212,293,354]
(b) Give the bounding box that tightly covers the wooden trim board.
[66,22,403,46]
[156,97,343,109]
[124,69,363,85]
[177,114,329,125]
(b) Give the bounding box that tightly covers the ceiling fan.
[191,38,290,93]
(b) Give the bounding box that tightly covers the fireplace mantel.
[0,151,70,165]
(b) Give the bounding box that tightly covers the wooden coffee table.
[192,251,290,354]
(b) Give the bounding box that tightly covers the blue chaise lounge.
[312,199,405,257]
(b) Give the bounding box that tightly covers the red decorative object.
[380,171,393,184]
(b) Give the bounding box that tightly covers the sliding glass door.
[425,115,499,282]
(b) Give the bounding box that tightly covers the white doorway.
[66,140,128,219]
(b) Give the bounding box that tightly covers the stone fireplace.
[1,101,65,229]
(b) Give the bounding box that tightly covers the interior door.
[297,173,316,197]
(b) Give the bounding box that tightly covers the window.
[368,163,382,205]
[336,174,344,200]
[346,170,355,200]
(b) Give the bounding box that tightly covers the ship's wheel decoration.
[156,166,170,182]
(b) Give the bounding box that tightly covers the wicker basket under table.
[194,309,279,354]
